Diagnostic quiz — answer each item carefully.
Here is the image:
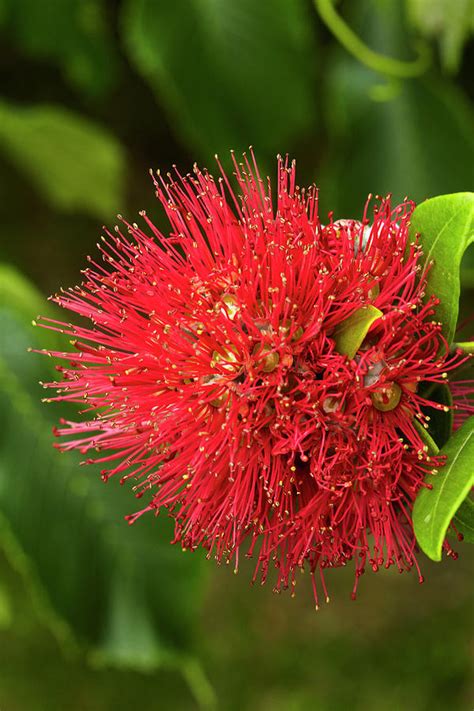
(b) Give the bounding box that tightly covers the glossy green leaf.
[0,101,125,219]
[453,496,474,543]
[122,0,317,158]
[333,305,382,359]
[413,416,474,561]
[0,277,211,686]
[409,193,474,344]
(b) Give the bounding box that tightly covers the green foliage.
[413,417,474,561]
[0,265,62,354]
[0,101,125,219]
[0,0,118,96]
[419,383,453,449]
[315,0,431,79]
[0,270,211,698]
[323,66,474,217]
[0,582,13,629]
[410,193,474,555]
[413,419,440,455]
[406,0,474,73]
[321,0,474,218]
[0,1,473,707]
[460,245,474,288]
[409,193,474,344]
[453,496,474,543]
[332,304,382,359]
[122,0,318,159]
[1,544,472,711]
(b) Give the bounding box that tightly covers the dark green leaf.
[413,416,474,561]
[122,0,318,158]
[409,192,474,344]
[419,382,453,449]
[0,0,118,96]
[0,277,210,680]
[0,101,125,219]
[333,305,382,359]
[460,244,474,287]
[413,419,440,455]
[453,496,474,543]
[0,581,13,629]
[0,264,62,356]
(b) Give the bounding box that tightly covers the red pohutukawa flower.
[38,154,470,605]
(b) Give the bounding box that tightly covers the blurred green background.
[0,1,473,709]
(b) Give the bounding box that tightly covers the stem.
[314,0,431,78]
[452,342,474,355]
[182,657,217,711]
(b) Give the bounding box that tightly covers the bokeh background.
[0,1,473,710]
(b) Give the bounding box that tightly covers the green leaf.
[453,496,474,543]
[413,416,474,561]
[461,268,474,288]
[0,101,125,219]
[406,0,474,73]
[333,305,383,359]
[320,2,474,218]
[122,0,318,158]
[0,264,62,355]
[460,243,474,287]
[0,276,211,683]
[1,0,118,96]
[413,419,440,455]
[0,581,13,629]
[419,382,453,449]
[0,264,46,321]
[409,193,474,344]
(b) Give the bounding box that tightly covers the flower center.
[371,382,402,411]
